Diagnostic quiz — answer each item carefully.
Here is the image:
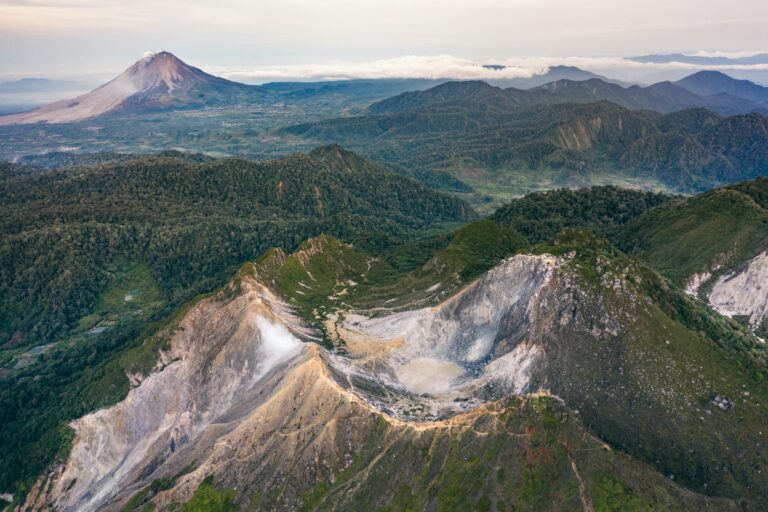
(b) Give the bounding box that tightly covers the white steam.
[254,315,303,379]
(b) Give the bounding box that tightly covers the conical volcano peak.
[0,51,257,125]
[117,51,211,92]
[136,51,185,68]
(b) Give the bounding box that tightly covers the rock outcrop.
[709,251,768,336]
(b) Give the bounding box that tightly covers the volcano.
[0,51,260,124]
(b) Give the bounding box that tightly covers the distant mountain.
[631,52,768,65]
[0,78,95,115]
[0,52,263,124]
[526,77,766,115]
[675,70,768,103]
[492,65,627,89]
[369,76,768,117]
[529,78,703,111]
[257,78,445,103]
[367,80,504,114]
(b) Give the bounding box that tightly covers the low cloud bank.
[211,54,768,85]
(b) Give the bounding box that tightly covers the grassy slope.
[532,231,768,501]
[290,397,737,512]
[165,397,738,511]
[251,221,529,337]
[622,181,768,285]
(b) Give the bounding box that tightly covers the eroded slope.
[18,231,768,511]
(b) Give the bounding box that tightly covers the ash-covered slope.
[0,52,260,125]
[19,227,768,511]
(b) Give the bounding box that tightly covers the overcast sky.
[1,0,767,79]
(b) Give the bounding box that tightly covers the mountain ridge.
[368,75,768,116]
[675,70,768,103]
[284,96,768,201]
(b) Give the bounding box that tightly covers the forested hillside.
[619,177,768,293]
[283,84,768,204]
[491,186,675,243]
[0,144,472,345]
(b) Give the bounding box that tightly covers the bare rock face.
[324,254,559,420]
[708,251,768,336]
[21,278,311,511]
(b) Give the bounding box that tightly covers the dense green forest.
[0,146,473,494]
[619,177,768,285]
[0,145,472,345]
[491,186,675,243]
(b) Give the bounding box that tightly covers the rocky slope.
[16,230,768,510]
[707,251,768,337]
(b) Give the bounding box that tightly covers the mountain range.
[0,78,92,94]
[368,72,768,116]
[4,49,768,512]
[283,81,768,203]
[631,52,768,66]
[3,51,768,127]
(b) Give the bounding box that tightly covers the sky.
[1,0,768,81]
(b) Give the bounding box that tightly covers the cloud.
[217,55,543,82]
[210,54,768,84]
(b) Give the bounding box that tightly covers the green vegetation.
[283,87,768,203]
[0,147,473,495]
[121,463,198,512]
[0,146,471,346]
[621,180,768,285]
[591,473,654,512]
[250,224,768,502]
[180,476,235,512]
[289,397,727,511]
[492,186,674,244]
[253,221,529,330]
[530,230,768,501]
[5,156,768,507]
